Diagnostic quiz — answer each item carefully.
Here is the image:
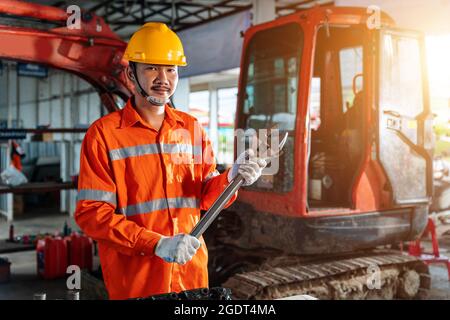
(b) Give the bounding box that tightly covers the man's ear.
[126,65,135,81]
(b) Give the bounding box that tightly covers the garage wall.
[0,61,108,219]
[178,9,251,78]
[0,62,102,134]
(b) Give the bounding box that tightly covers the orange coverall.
[75,98,237,299]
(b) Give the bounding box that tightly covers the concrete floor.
[0,213,449,300]
[0,212,97,300]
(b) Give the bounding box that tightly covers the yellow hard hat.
[123,22,187,66]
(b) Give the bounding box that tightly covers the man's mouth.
[151,86,171,94]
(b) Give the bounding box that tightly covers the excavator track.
[223,251,430,300]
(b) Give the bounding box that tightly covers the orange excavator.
[205,6,435,299]
[0,1,434,299]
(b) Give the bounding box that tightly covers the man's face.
[130,63,179,103]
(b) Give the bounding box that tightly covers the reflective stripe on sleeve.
[109,143,202,161]
[118,197,199,217]
[77,189,117,206]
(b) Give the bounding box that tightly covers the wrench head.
[261,131,288,163]
[278,132,289,152]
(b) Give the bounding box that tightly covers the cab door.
[377,29,434,205]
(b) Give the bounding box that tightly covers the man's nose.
[155,69,169,84]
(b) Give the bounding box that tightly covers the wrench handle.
[190,175,244,238]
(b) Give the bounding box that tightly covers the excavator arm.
[0,0,132,112]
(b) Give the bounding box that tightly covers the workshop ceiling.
[23,0,332,39]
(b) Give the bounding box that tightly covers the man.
[75,22,266,300]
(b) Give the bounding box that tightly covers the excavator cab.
[229,7,433,255]
[305,24,434,211]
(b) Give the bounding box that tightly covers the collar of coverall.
[120,97,185,129]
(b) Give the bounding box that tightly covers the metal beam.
[276,0,333,14]
[51,1,67,8]
[0,128,88,134]
[175,3,251,31]
[109,2,172,24]
[0,182,77,194]
[176,5,222,22]
[276,0,317,11]
[110,3,175,32]
[176,0,234,23]
[88,0,119,13]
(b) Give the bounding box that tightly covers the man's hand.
[154,234,201,264]
[227,149,267,186]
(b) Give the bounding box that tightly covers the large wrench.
[190,131,289,238]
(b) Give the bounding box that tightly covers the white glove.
[154,234,201,265]
[227,149,267,186]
